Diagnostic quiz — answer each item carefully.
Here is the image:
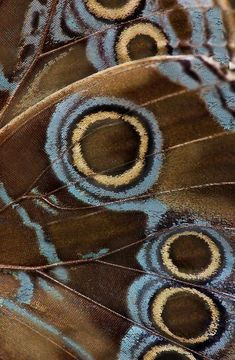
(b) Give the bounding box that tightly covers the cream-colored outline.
[116,22,168,63]
[152,287,220,344]
[72,110,148,187]
[160,231,221,281]
[143,344,196,360]
[85,0,141,20]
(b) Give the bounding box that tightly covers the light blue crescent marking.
[159,14,179,49]
[103,28,118,67]
[158,57,223,88]
[137,225,234,286]
[143,0,158,16]
[73,0,108,30]
[0,298,94,360]
[20,0,52,69]
[212,46,230,66]
[46,96,163,204]
[189,8,205,46]
[38,278,63,301]
[218,83,235,111]
[0,183,68,282]
[0,66,16,91]
[50,0,84,42]
[13,272,34,305]
[206,8,226,45]
[158,60,200,90]
[179,0,212,7]
[127,275,235,356]
[158,59,235,130]
[49,195,60,205]
[127,275,166,327]
[201,88,235,131]
[31,188,58,215]
[86,15,167,72]
[108,199,168,235]
[82,248,109,259]
[190,58,219,85]
[206,7,230,64]
[86,36,107,71]
[119,326,162,360]
[64,2,84,34]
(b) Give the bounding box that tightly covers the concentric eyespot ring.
[137,226,234,284]
[84,0,144,21]
[143,344,196,360]
[71,110,148,187]
[127,275,234,356]
[160,230,221,281]
[86,20,170,71]
[116,22,169,63]
[46,96,163,204]
[119,326,198,360]
[151,287,220,344]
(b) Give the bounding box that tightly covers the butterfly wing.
[0,57,234,360]
[0,0,55,118]
[0,0,233,127]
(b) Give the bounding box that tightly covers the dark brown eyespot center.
[127,34,158,60]
[169,234,212,274]
[161,292,212,338]
[97,0,130,8]
[80,118,140,174]
[155,351,189,360]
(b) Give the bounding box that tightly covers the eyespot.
[71,110,149,187]
[46,96,163,204]
[143,344,196,360]
[119,326,199,360]
[84,0,145,21]
[160,230,221,281]
[151,287,219,344]
[86,20,170,70]
[127,276,235,356]
[115,22,169,63]
[137,226,234,284]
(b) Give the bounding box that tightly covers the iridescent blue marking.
[218,83,235,111]
[0,183,68,282]
[201,88,235,131]
[50,1,81,43]
[189,8,205,47]
[73,0,109,30]
[127,275,235,356]
[206,7,230,65]
[86,15,167,71]
[20,0,52,71]
[14,272,34,305]
[161,15,178,49]
[64,2,84,34]
[82,248,109,259]
[32,188,58,215]
[108,199,168,235]
[137,225,234,286]
[158,58,235,131]
[158,59,200,90]
[38,278,63,301]
[0,298,94,360]
[103,29,118,67]
[127,275,166,327]
[86,36,107,71]
[191,58,218,85]
[119,326,162,360]
[46,96,163,204]
[0,66,16,92]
